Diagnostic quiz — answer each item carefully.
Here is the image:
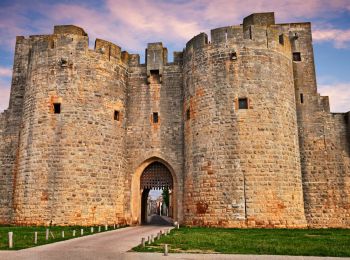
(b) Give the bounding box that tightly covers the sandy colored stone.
[0,12,349,228]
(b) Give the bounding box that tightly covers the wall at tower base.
[11,27,128,226]
[298,110,350,228]
[0,110,13,224]
[125,47,184,225]
[0,36,29,224]
[183,15,307,228]
[281,22,350,228]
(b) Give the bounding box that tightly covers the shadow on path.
[146,214,173,226]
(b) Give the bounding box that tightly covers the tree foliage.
[162,187,169,207]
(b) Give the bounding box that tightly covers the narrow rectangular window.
[114,110,120,121]
[238,98,248,109]
[300,93,304,104]
[153,112,159,123]
[293,52,301,61]
[186,108,190,120]
[150,70,160,84]
[53,103,61,114]
[279,34,284,45]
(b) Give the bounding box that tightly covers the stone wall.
[0,36,29,224]
[0,110,11,223]
[281,23,350,227]
[0,13,349,228]
[183,14,306,228]
[125,44,184,224]
[298,109,350,227]
[10,26,128,225]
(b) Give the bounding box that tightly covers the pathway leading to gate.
[0,225,170,260]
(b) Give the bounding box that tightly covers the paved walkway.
[0,226,348,260]
[0,225,170,260]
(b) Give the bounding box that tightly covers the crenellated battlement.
[243,12,275,31]
[94,38,122,61]
[54,25,87,36]
[12,13,312,75]
[127,53,141,66]
[185,32,208,52]
[14,24,185,71]
[187,22,301,61]
[183,13,314,67]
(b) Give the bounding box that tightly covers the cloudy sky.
[0,0,349,112]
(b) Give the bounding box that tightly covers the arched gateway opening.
[140,162,173,224]
[131,158,177,225]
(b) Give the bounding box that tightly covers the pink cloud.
[0,81,10,112]
[2,0,350,54]
[46,0,350,54]
[312,28,350,48]
[318,83,350,112]
[0,3,36,51]
[105,0,204,40]
[0,68,13,112]
[190,0,350,26]
[44,1,204,52]
[40,3,147,52]
[0,67,12,77]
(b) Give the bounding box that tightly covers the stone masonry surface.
[0,13,349,228]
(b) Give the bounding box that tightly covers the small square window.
[230,52,237,60]
[153,112,159,123]
[53,103,61,114]
[238,98,248,109]
[186,108,190,120]
[293,52,301,61]
[114,110,120,121]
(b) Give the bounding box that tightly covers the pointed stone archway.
[130,157,178,225]
[140,162,173,224]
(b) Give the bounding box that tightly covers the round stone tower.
[183,13,307,228]
[12,26,128,225]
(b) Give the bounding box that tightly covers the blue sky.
[0,0,349,112]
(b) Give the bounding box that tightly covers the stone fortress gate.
[0,12,349,228]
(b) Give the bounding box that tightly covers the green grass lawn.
[0,225,124,250]
[133,227,350,257]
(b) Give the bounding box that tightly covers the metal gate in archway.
[141,162,173,190]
